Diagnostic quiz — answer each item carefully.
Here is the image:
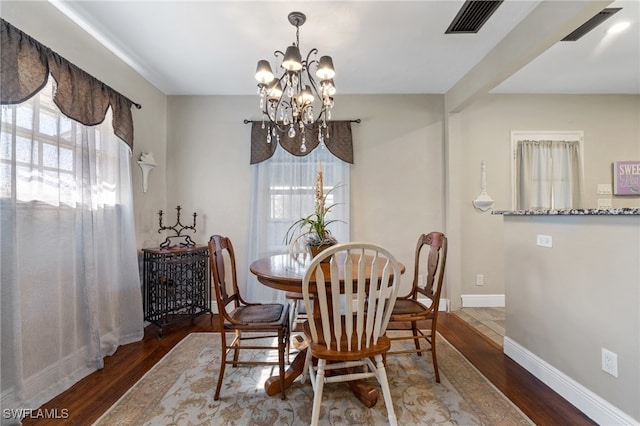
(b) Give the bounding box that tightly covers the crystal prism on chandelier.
[254,11,336,152]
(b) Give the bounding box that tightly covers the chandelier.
[254,11,336,152]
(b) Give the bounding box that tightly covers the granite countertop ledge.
[492,208,640,216]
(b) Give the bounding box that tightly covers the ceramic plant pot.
[308,243,335,262]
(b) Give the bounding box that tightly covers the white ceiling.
[50,0,639,96]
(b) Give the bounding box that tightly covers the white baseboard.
[504,337,639,426]
[415,298,449,312]
[461,294,505,307]
[439,298,450,311]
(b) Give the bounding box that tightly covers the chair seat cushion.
[391,298,433,317]
[229,303,288,326]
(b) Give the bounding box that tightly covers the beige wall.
[166,94,445,296]
[452,94,640,299]
[452,95,640,422]
[1,1,168,249]
[503,215,640,421]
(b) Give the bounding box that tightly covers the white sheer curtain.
[246,145,350,303]
[0,79,143,412]
[516,140,583,209]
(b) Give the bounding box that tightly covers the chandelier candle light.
[254,11,336,153]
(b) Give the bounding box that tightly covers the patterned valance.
[0,19,139,149]
[250,121,354,164]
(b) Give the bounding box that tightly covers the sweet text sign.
[614,161,640,195]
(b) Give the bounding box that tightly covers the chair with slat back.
[208,235,290,400]
[301,242,401,426]
[285,233,310,334]
[387,232,447,382]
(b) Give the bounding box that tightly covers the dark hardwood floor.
[22,312,596,426]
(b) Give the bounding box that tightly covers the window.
[511,131,584,210]
[246,145,350,302]
[266,152,348,251]
[1,77,142,411]
[1,78,117,207]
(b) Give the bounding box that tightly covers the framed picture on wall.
[613,161,640,195]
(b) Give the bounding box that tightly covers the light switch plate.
[597,184,612,195]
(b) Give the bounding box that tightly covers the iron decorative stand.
[143,205,210,337]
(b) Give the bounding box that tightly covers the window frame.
[510,130,584,210]
[1,79,116,207]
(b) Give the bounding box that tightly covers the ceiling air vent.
[445,0,504,34]
[561,8,622,41]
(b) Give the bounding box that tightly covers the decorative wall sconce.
[473,160,495,211]
[137,152,157,193]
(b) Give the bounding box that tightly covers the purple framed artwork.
[613,161,640,195]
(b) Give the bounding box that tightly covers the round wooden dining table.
[249,252,405,407]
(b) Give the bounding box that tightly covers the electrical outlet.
[602,348,618,377]
[598,198,613,209]
[536,234,552,247]
[475,274,484,286]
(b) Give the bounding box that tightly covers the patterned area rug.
[94,332,532,425]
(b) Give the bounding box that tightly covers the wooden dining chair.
[285,233,310,333]
[301,242,401,426]
[208,235,290,400]
[387,232,447,383]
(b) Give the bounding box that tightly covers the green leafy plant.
[284,167,344,248]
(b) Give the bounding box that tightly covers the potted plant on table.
[285,164,343,260]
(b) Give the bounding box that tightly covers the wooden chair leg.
[412,322,422,355]
[375,354,398,426]
[232,330,240,367]
[286,329,291,364]
[287,300,298,363]
[431,331,440,383]
[310,359,326,426]
[301,346,312,385]
[279,329,286,400]
[214,332,227,400]
[291,299,299,330]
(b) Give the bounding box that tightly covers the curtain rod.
[104,82,140,109]
[243,119,360,124]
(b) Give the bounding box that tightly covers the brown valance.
[250,121,354,164]
[0,19,139,149]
